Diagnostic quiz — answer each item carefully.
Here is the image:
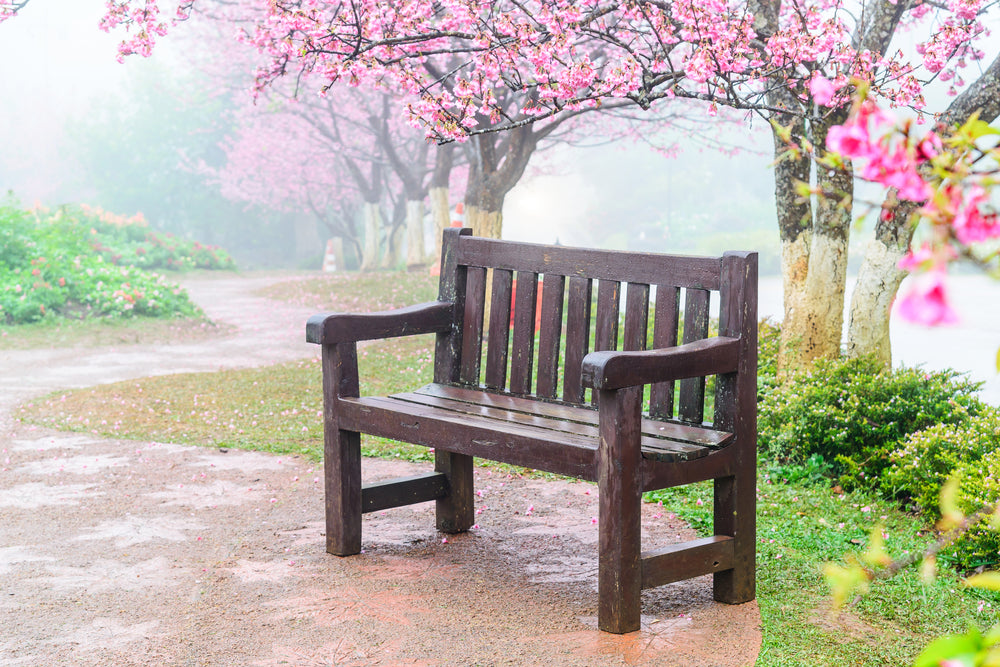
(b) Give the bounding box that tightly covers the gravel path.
[0,273,761,666]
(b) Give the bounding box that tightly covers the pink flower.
[895,272,959,326]
[809,76,836,106]
[952,186,1000,244]
[826,122,871,159]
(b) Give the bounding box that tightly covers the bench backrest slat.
[678,287,711,422]
[510,271,540,394]
[649,284,680,419]
[456,237,722,290]
[536,273,566,399]
[460,266,487,385]
[484,268,513,390]
[623,283,650,352]
[442,232,754,429]
[562,276,592,404]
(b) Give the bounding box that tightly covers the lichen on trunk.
[405,199,426,268]
[360,202,381,272]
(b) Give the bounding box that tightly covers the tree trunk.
[405,199,426,268]
[465,205,503,239]
[799,124,854,364]
[360,202,381,271]
[429,186,451,262]
[770,105,814,374]
[382,223,404,269]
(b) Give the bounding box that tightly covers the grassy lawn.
[14,270,1000,665]
[0,315,231,350]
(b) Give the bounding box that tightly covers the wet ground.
[0,273,761,666]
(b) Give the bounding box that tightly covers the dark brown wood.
[712,251,758,604]
[456,236,722,290]
[307,231,758,635]
[623,283,650,352]
[434,228,472,385]
[641,536,735,589]
[592,279,621,407]
[536,273,566,399]
[562,276,592,404]
[649,284,680,419]
[485,268,513,390]
[362,473,449,513]
[678,288,710,423]
[306,301,454,345]
[581,337,740,392]
[594,279,621,353]
[389,389,718,462]
[412,384,732,449]
[509,272,539,394]
[597,386,643,634]
[337,396,598,479]
[435,448,475,533]
[323,342,362,556]
[460,266,487,385]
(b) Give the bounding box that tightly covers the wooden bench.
[306,229,758,633]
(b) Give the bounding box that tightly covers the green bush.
[880,410,1000,570]
[0,200,210,324]
[882,408,1000,514]
[758,355,984,490]
[80,204,237,271]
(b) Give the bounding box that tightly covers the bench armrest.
[306,301,455,345]
[581,336,741,391]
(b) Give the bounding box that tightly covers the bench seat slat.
[338,396,599,479]
[413,383,733,449]
[389,391,713,461]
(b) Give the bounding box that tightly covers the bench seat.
[340,383,732,479]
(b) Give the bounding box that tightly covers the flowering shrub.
[78,204,237,271]
[880,410,1000,570]
[0,200,208,324]
[758,355,985,490]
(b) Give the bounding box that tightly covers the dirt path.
[0,273,761,666]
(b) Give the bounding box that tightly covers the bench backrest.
[434,229,758,429]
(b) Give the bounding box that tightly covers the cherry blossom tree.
[37,0,1000,366]
[224,0,999,370]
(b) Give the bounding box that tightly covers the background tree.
[230,0,999,370]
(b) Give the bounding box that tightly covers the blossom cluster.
[88,0,995,145]
[826,99,1000,326]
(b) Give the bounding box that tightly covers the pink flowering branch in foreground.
[822,88,1000,330]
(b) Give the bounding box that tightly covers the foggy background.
[0,1,785,272]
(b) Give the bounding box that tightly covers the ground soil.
[0,273,761,666]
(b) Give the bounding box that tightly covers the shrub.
[882,408,1000,514]
[0,200,208,324]
[758,355,984,490]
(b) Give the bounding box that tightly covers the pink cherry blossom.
[895,272,960,326]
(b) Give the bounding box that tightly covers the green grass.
[15,270,1000,665]
[648,480,1000,665]
[0,315,231,350]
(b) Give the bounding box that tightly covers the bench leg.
[712,469,756,603]
[597,388,643,634]
[325,428,362,556]
[435,450,474,533]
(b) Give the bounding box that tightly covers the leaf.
[862,525,891,568]
[939,474,964,531]
[965,572,1000,592]
[823,561,870,609]
[967,119,1000,139]
[913,628,983,667]
[920,555,937,584]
